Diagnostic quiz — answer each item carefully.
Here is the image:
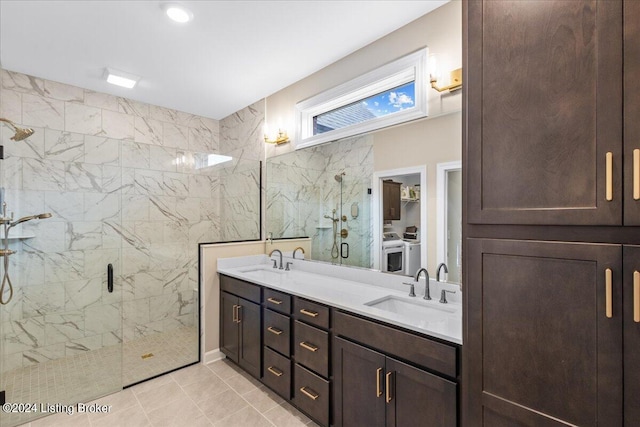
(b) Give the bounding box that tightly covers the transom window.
[295,48,428,149]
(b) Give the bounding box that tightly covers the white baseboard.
[203,349,226,365]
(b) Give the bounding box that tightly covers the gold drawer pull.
[267,326,283,335]
[267,297,283,305]
[634,149,640,200]
[300,386,319,401]
[606,152,613,201]
[299,341,318,352]
[236,305,242,323]
[232,305,239,323]
[267,366,283,377]
[376,368,383,397]
[606,268,613,318]
[300,308,319,318]
[634,271,640,323]
[385,372,393,403]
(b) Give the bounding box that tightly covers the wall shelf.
[0,233,35,240]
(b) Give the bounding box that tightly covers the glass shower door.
[0,129,123,427]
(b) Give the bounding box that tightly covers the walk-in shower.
[0,120,52,305]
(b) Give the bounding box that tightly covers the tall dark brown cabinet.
[464,0,639,425]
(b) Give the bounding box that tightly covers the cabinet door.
[220,291,239,363]
[238,297,261,378]
[386,357,456,427]
[624,246,640,425]
[624,0,640,224]
[466,0,622,225]
[466,239,623,426]
[383,181,401,221]
[333,337,386,427]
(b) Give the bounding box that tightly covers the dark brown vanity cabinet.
[383,180,401,221]
[262,289,293,399]
[333,338,457,427]
[292,297,331,427]
[220,277,261,378]
[333,311,458,427]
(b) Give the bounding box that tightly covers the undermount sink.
[238,265,286,279]
[364,295,456,319]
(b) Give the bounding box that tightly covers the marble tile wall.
[0,69,262,372]
[266,135,373,267]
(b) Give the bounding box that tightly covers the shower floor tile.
[2,326,197,427]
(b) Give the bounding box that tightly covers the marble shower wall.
[0,69,261,372]
[218,101,264,241]
[267,134,373,267]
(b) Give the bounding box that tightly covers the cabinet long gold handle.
[606,268,612,318]
[300,387,319,401]
[267,366,283,377]
[232,304,238,322]
[385,372,393,403]
[299,308,319,318]
[267,297,283,305]
[634,149,640,200]
[606,152,613,201]
[299,341,318,352]
[634,271,640,323]
[236,305,242,323]
[376,368,383,397]
[267,326,283,335]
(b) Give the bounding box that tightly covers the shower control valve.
[0,249,15,257]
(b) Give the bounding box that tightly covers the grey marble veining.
[0,69,262,383]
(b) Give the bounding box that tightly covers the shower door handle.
[341,242,349,259]
[107,264,113,293]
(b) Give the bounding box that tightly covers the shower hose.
[0,223,13,305]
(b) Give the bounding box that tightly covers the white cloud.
[374,101,379,106]
[362,101,368,106]
[388,91,414,109]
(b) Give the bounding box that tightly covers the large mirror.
[266,111,461,281]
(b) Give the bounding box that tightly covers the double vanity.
[217,253,462,426]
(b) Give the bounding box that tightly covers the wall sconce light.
[429,54,462,93]
[264,128,290,145]
[430,68,462,93]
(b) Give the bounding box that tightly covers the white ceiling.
[0,0,447,120]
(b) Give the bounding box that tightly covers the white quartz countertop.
[217,255,462,345]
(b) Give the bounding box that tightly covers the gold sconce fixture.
[430,68,462,93]
[264,129,290,145]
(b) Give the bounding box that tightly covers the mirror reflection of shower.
[324,209,340,258]
[0,119,53,304]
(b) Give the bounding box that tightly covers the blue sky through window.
[314,81,416,135]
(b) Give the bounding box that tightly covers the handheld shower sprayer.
[0,203,53,305]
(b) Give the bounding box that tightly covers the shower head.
[0,118,35,141]
[8,212,53,228]
[335,172,346,182]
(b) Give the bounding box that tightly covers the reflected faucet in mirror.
[269,249,283,270]
[414,268,431,300]
[436,263,448,282]
[293,247,305,260]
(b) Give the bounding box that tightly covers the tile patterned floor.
[2,327,198,427]
[16,359,321,427]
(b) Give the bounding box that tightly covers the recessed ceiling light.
[162,3,193,23]
[104,68,140,89]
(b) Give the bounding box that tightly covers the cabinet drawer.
[294,320,329,377]
[263,347,291,400]
[333,310,457,378]
[293,363,330,427]
[220,274,261,304]
[264,309,290,356]
[264,288,291,314]
[294,297,330,329]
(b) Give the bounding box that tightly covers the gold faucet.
[293,247,305,260]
